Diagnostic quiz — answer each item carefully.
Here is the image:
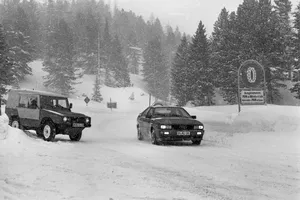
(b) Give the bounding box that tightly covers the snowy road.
[1,107,300,200]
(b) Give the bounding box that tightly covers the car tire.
[9,117,24,130]
[192,139,201,145]
[137,126,143,140]
[42,121,56,142]
[150,129,159,145]
[69,131,82,141]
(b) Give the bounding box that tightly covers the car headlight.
[63,117,68,122]
[85,118,90,123]
[194,125,204,129]
[160,125,172,129]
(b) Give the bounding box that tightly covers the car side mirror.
[69,103,73,109]
[191,115,197,119]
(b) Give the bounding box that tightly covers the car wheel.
[137,126,143,140]
[42,121,56,142]
[10,117,24,130]
[150,129,159,145]
[69,131,82,141]
[192,139,201,145]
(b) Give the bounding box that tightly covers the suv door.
[18,94,40,127]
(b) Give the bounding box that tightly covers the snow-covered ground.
[0,61,300,200]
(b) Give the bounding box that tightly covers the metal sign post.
[237,60,267,112]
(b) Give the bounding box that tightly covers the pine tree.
[171,34,190,106]
[102,18,114,86]
[274,0,293,80]
[2,5,34,86]
[210,9,241,104]
[143,36,169,100]
[110,35,131,87]
[84,12,98,74]
[290,2,300,99]
[188,21,214,105]
[92,74,103,102]
[0,23,14,98]
[43,18,78,95]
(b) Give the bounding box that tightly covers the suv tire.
[42,121,56,142]
[69,131,82,141]
[9,117,24,130]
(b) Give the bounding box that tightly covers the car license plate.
[177,131,190,136]
[73,123,84,127]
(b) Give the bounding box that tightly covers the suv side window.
[19,95,29,108]
[146,108,154,118]
[28,96,38,109]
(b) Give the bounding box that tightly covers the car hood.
[42,109,88,118]
[152,117,203,125]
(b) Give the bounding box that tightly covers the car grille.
[172,125,194,130]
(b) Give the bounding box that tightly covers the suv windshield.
[40,95,69,110]
[152,107,191,118]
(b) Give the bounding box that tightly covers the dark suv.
[5,89,91,142]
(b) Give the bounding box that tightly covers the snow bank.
[186,105,300,134]
[0,113,9,140]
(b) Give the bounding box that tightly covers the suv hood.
[43,109,88,118]
[152,117,203,125]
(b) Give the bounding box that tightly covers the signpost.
[238,60,267,112]
[107,98,117,111]
[84,96,90,106]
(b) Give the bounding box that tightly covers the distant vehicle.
[5,89,91,142]
[136,104,205,145]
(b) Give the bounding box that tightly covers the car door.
[144,108,154,135]
[18,94,40,127]
[138,107,150,135]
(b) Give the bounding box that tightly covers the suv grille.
[72,117,86,123]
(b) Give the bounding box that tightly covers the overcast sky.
[112,0,300,37]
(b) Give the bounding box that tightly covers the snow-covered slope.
[0,60,300,200]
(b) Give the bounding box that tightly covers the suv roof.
[9,89,67,98]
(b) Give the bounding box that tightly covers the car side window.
[140,107,150,117]
[146,108,154,118]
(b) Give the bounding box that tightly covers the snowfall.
[0,61,300,200]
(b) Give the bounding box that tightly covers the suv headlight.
[63,117,68,122]
[194,125,204,129]
[85,118,90,123]
[161,125,172,129]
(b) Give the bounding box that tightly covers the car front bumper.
[157,129,205,141]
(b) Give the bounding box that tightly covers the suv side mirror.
[69,103,73,109]
[191,115,197,119]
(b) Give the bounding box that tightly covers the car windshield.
[40,96,69,109]
[152,107,191,118]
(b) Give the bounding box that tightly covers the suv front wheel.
[42,121,56,142]
[69,130,82,141]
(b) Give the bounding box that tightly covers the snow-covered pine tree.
[188,21,214,105]
[290,2,300,99]
[143,35,169,101]
[210,8,240,104]
[43,18,78,96]
[0,23,14,98]
[110,34,131,87]
[102,18,114,87]
[84,12,98,74]
[92,74,103,102]
[2,5,33,87]
[171,34,190,106]
[274,0,293,80]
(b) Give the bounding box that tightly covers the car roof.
[9,88,67,98]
